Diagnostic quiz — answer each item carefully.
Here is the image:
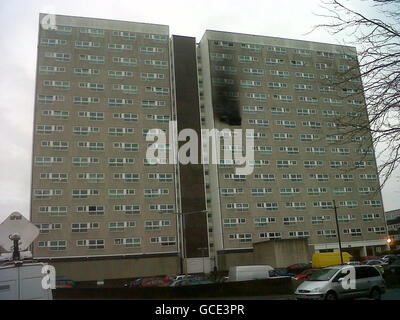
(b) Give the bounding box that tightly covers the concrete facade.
[198,30,388,269]
[30,14,390,281]
[253,239,313,268]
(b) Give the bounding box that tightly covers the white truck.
[0,212,54,300]
[228,265,276,282]
[0,261,53,300]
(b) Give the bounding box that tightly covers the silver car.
[295,265,386,300]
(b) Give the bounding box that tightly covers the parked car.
[273,268,295,277]
[169,279,213,287]
[382,255,398,264]
[385,258,400,274]
[139,277,169,287]
[292,268,319,280]
[360,256,380,262]
[128,278,143,288]
[287,263,312,274]
[228,265,275,282]
[56,276,75,289]
[362,260,385,274]
[295,265,386,300]
[218,276,229,283]
[344,261,361,266]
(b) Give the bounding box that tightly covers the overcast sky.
[0,0,398,222]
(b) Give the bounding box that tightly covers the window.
[307,187,327,195]
[109,221,135,232]
[144,189,169,198]
[72,189,99,199]
[229,233,252,243]
[40,173,68,183]
[41,140,69,151]
[254,173,276,181]
[254,217,276,227]
[45,52,70,62]
[289,231,310,238]
[226,203,249,211]
[113,30,136,40]
[77,173,104,183]
[114,238,141,248]
[108,43,132,51]
[309,173,329,182]
[270,70,290,78]
[257,202,278,211]
[114,205,141,215]
[73,96,99,105]
[33,189,62,199]
[75,41,100,49]
[71,222,99,233]
[72,157,99,167]
[80,27,104,37]
[38,240,66,251]
[77,239,105,249]
[77,206,104,216]
[250,188,272,197]
[113,142,139,152]
[145,220,170,230]
[140,47,163,53]
[39,206,67,216]
[150,236,176,246]
[238,55,258,63]
[79,54,104,64]
[149,204,174,214]
[283,216,304,225]
[285,202,306,210]
[282,174,302,182]
[277,160,297,168]
[77,141,104,151]
[343,229,362,237]
[74,68,100,76]
[108,189,135,199]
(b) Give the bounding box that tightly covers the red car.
[360,256,379,262]
[139,277,169,287]
[292,268,319,280]
[286,263,312,275]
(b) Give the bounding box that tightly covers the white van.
[228,265,275,282]
[0,262,53,300]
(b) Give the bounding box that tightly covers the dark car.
[128,278,143,288]
[56,277,75,288]
[385,258,400,275]
[273,268,295,277]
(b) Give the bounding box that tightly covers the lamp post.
[332,200,344,265]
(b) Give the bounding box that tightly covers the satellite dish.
[0,212,39,252]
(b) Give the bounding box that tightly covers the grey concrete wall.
[217,250,254,271]
[253,239,314,268]
[48,255,180,281]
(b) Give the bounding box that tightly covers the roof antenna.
[9,233,21,261]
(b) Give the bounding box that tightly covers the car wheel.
[325,291,337,300]
[370,287,381,300]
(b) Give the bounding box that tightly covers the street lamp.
[332,200,344,265]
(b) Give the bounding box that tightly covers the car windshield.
[307,268,338,281]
